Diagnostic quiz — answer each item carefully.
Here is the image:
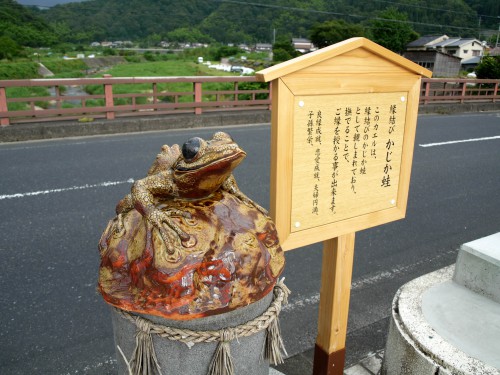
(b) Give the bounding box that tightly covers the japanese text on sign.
[291,92,407,233]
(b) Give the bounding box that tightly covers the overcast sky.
[17,0,84,6]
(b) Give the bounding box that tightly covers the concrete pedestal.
[382,233,500,375]
[111,292,273,375]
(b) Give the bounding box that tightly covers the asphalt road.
[1,112,499,374]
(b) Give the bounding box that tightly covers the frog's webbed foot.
[247,199,269,217]
[233,193,269,217]
[147,209,197,253]
[222,175,269,217]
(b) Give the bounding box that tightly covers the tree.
[475,56,500,79]
[309,20,365,48]
[166,28,214,44]
[369,8,419,54]
[0,36,22,60]
[272,37,300,62]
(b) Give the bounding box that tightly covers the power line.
[211,0,494,33]
[370,0,477,19]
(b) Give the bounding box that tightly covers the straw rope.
[115,279,290,375]
[115,279,290,345]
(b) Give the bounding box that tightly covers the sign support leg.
[313,233,355,375]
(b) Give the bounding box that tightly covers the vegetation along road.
[0,112,499,374]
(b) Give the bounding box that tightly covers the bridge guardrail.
[1,77,498,126]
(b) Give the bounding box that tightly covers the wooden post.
[194,81,202,115]
[313,233,355,375]
[424,80,430,105]
[0,86,10,126]
[460,82,467,104]
[103,74,115,120]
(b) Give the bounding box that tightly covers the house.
[255,43,272,52]
[460,56,481,72]
[437,38,484,59]
[488,47,500,56]
[405,35,486,76]
[406,35,484,60]
[403,50,461,77]
[292,38,315,53]
[406,35,450,51]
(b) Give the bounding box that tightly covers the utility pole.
[496,23,500,48]
[478,16,481,40]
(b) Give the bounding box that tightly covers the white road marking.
[0,178,134,200]
[419,135,500,148]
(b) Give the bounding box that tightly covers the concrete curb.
[1,103,499,143]
[382,264,500,374]
[0,110,271,142]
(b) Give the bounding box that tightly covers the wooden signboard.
[256,38,431,375]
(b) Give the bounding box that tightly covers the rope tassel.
[208,329,235,375]
[130,317,162,375]
[263,278,290,365]
[263,315,287,365]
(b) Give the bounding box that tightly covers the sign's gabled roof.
[256,37,432,82]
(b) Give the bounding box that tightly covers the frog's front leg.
[222,174,269,216]
[132,172,195,253]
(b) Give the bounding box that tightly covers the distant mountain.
[37,0,498,45]
[1,0,58,46]
[16,0,85,6]
[6,0,500,47]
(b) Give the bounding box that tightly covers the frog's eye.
[182,137,202,161]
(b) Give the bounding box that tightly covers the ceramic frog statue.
[113,131,268,259]
[99,131,285,319]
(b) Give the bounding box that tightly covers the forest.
[1,0,499,48]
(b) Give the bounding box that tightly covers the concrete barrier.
[382,233,500,375]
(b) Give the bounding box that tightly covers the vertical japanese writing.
[297,95,403,224]
[343,107,351,164]
[312,184,319,215]
[351,107,362,193]
[307,110,314,145]
[381,104,396,187]
[312,110,322,214]
[389,104,397,134]
[314,148,321,181]
[361,106,371,175]
[315,110,322,144]
[331,108,341,212]
[371,107,379,159]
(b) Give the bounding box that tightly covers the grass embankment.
[2,59,89,110]
[0,62,40,80]
[42,59,88,78]
[84,60,240,106]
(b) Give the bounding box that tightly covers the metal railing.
[0,75,271,126]
[420,78,499,104]
[1,77,499,126]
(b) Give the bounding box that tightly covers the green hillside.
[3,0,499,48]
[36,0,498,44]
[0,0,58,47]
